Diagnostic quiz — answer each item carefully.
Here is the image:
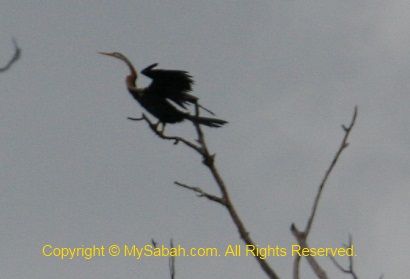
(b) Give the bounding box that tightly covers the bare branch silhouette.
[291,106,358,279]
[132,105,280,279]
[0,38,20,73]
[169,239,175,279]
[329,235,359,279]
[133,105,367,279]
[128,114,203,154]
[151,238,176,279]
[329,235,383,279]
[174,181,225,205]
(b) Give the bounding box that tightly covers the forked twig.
[191,104,280,279]
[306,107,358,235]
[291,106,358,279]
[329,235,383,279]
[128,114,204,154]
[132,106,280,279]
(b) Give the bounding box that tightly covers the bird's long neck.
[117,56,143,100]
[123,59,138,90]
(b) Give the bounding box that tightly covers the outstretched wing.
[141,63,197,109]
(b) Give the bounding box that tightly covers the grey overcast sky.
[1,1,409,278]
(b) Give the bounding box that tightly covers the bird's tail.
[185,114,228,128]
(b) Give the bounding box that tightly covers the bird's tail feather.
[185,114,227,128]
[198,104,216,116]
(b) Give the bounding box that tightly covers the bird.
[99,52,227,131]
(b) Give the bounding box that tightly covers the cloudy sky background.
[1,1,409,278]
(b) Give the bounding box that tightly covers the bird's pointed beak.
[98,51,113,56]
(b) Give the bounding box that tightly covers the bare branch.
[128,113,204,154]
[184,104,281,279]
[291,224,328,279]
[329,235,383,279]
[329,254,350,273]
[134,103,362,279]
[169,239,175,279]
[137,104,279,278]
[0,38,21,73]
[291,106,358,279]
[127,116,145,121]
[174,181,225,205]
[292,255,301,279]
[305,106,358,235]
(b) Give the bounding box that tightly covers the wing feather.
[141,63,197,109]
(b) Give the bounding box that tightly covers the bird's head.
[99,51,138,86]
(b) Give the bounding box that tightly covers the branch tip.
[0,38,21,72]
[291,106,359,279]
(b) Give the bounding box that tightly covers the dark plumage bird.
[99,52,227,130]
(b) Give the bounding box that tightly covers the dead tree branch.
[132,105,280,279]
[0,38,21,73]
[329,235,383,279]
[128,114,203,154]
[133,104,362,279]
[189,104,280,279]
[174,181,225,205]
[169,239,175,279]
[329,235,359,279]
[291,106,358,279]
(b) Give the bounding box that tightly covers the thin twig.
[0,38,21,72]
[169,239,175,279]
[305,106,357,234]
[128,113,204,154]
[291,106,358,279]
[174,181,225,205]
[329,235,366,279]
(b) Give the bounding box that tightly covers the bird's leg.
[152,120,160,130]
[150,120,159,132]
[152,121,166,135]
[157,122,166,135]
